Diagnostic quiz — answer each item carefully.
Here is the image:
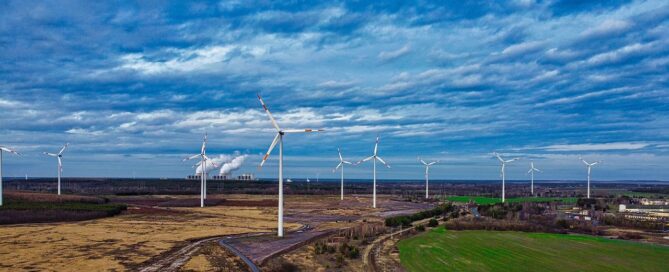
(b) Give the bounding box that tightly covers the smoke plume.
[219,155,248,176]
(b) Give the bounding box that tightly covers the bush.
[428,218,439,227]
[415,225,426,232]
[339,242,359,259]
[385,204,454,227]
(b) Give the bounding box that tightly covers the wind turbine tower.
[0,146,20,206]
[493,152,519,203]
[334,148,353,200]
[44,143,68,195]
[580,157,600,199]
[184,133,214,207]
[418,157,439,199]
[357,136,390,208]
[257,94,323,237]
[527,162,541,196]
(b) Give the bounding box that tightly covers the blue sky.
[1,0,668,181]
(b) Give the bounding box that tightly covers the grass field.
[446,196,578,205]
[398,228,669,272]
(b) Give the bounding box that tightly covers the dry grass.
[0,198,296,271]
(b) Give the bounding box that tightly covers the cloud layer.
[1,0,668,180]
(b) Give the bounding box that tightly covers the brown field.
[0,193,298,271]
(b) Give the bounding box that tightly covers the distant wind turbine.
[357,135,390,208]
[580,157,600,199]
[493,152,519,203]
[418,157,439,199]
[333,148,353,201]
[184,133,214,207]
[257,94,323,237]
[527,162,541,197]
[44,143,68,195]
[0,146,20,206]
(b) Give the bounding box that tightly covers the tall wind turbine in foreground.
[418,157,439,199]
[357,136,390,208]
[44,143,68,195]
[580,157,600,199]
[527,162,541,196]
[184,133,212,207]
[493,152,519,203]
[333,148,353,201]
[0,146,20,206]
[257,94,323,237]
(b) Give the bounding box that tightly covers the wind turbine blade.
[506,158,520,163]
[1,147,20,155]
[44,152,58,157]
[342,160,353,165]
[338,148,343,162]
[335,162,343,170]
[201,133,207,154]
[493,152,504,162]
[418,157,427,165]
[259,133,280,168]
[376,156,390,168]
[535,168,542,172]
[428,161,439,166]
[374,136,379,155]
[591,162,599,166]
[282,129,324,133]
[257,94,281,131]
[528,168,533,174]
[183,154,200,161]
[356,156,374,165]
[58,143,69,155]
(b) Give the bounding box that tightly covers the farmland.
[398,228,669,272]
[446,196,578,205]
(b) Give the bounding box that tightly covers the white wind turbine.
[333,148,353,201]
[357,136,390,208]
[527,162,541,197]
[493,152,519,203]
[580,157,600,199]
[44,143,68,195]
[418,157,439,199]
[183,133,213,207]
[0,146,20,206]
[257,94,323,237]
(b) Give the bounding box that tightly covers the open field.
[398,228,669,272]
[446,196,578,205]
[0,193,292,271]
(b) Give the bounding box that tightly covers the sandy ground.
[0,194,294,271]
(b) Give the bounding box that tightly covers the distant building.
[210,173,256,181]
[618,204,669,221]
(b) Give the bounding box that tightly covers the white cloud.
[378,44,411,62]
[540,142,651,152]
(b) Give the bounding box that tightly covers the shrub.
[428,218,439,227]
[415,225,426,232]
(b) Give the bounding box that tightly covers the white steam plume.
[219,155,248,176]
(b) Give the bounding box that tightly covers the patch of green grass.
[398,228,669,272]
[446,196,578,205]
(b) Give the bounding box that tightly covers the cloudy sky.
[1,0,668,181]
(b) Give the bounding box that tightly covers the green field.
[446,196,578,205]
[398,228,669,272]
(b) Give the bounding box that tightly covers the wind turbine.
[184,133,213,207]
[357,135,390,208]
[333,148,353,201]
[418,157,439,199]
[527,162,541,197]
[257,94,323,237]
[492,152,519,203]
[0,146,20,206]
[580,157,600,199]
[44,143,68,195]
